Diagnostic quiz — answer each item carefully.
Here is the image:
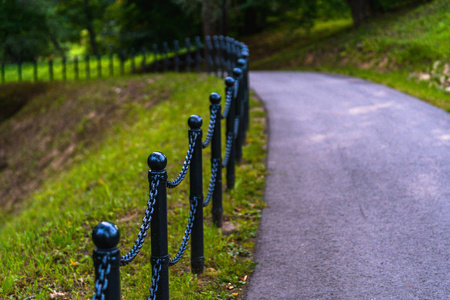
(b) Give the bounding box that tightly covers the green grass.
[245,18,354,70]
[0,74,267,299]
[245,0,450,111]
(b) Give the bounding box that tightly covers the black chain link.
[222,132,233,168]
[234,79,240,99]
[148,258,162,300]
[203,160,219,207]
[203,107,218,148]
[121,176,161,266]
[93,254,112,300]
[168,196,198,266]
[167,131,199,188]
[222,87,234,119]
[234,117,240,139]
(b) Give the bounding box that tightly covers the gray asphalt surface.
[245,71,450,299]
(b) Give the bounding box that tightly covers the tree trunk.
[86,25,99,56]
[201,0,221,37]
[221,0,227,37]
[84,0,99,56]
[345,0,374,26]
[49,34,64,56]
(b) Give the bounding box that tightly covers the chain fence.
[1,37,206,83]
[91,35,250,299]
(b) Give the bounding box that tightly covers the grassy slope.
[0,75,266,299]
[245,0,450,111]
[0,79,163,218]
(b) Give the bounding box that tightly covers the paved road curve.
[246,72,450,299]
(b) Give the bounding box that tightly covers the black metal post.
[148,152,169,300]
[18,59,22,82]
[142,47,147,72]
[241,49,250,132]
[97,54,102,78]
[185,38,192,73]
[162,42,169,72]
[152,44,159,73]
[188,115,204,274]
[213,36,220,77]
[205,36,213,75]
[109,52,114,77]
[74,56,79,80]
[33,60,38,82]
[219,36,226,78]
[232,38,238,73]
[234,63,245,163]
[85,55,90,79]
[225,37,232,75]
[131,48,135,74]
[120,50,125,76]
[174,40,180,72]
[1,61,4,83]
[92,221,121,300]
[49,59,54,81]
[209,93,223,227]
[225,76,236,190]
[195,36,202,73]
[62,57,67,81]
[232,41,238,68]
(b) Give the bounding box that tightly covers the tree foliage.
[345,0,433,25]
[54,0,115,55]
[115,0,202,50]
[0,0,433,62]
[0,0,50,62]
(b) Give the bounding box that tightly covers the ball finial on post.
[237,59,246,68]
[92,222,122,299]
[147,152,167,171]
[188,115,202,129]
[225,76,235,87]
[209,92,221,104]
[92,221,120,250]
[232,67,242,78]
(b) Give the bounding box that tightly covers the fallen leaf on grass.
[50,291,66,299]
[226,282,234,290]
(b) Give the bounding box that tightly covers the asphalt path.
[245,71,450,299]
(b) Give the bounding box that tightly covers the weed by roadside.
[409,61,450,93]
